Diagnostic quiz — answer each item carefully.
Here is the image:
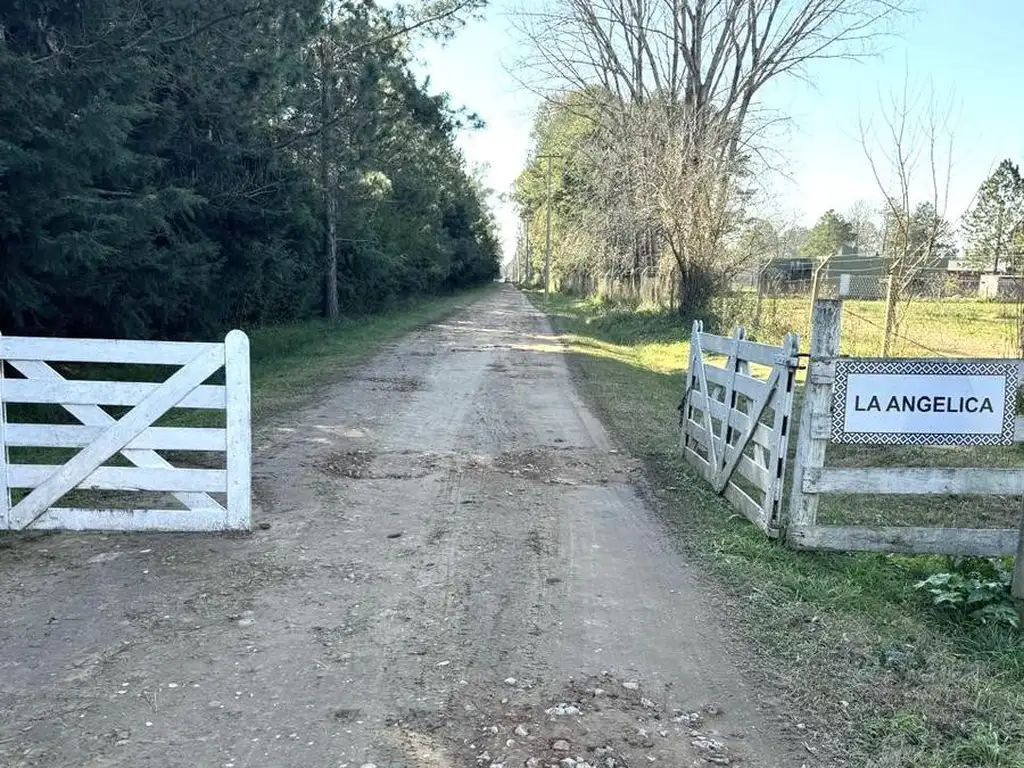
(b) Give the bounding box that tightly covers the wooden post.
[0,332,8,530]
[786,299,842,537]
[544,155,552,296]
[225,330,252,531]
[1012,498,1024,604]
[808,252,835,330]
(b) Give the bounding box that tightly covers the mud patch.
[494,449,555,480]
[316,450,375,479]
[366,375,423,392]
[434,674,745,768]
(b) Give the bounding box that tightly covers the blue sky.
[410,2,1024,261]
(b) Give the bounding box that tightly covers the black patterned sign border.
[830,358,1018,446]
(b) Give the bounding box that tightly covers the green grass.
[755,294,1018,358]
[529,290,1024,768]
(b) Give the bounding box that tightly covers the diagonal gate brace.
[12,346,225,530]
[8,359,224,514]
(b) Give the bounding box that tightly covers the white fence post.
[225,330,252,530]
[0,332,9,530]
[786,299,842,535]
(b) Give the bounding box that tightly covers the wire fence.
[554,264,1021,359]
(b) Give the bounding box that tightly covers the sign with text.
[831,359,1017,446]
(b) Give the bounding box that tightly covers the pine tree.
[963,159,1024,273]
[801,209,855,260]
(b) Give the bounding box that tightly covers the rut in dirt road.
[0,286,808,768]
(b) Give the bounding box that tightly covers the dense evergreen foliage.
[0,0,499,339]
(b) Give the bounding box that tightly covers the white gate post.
[0,332,9,530]
[225,330,252,531]
[786,299,842,537]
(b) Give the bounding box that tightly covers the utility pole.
[523,212,531,286]
[537,154,563,297]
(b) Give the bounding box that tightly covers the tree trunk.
[319,41,339,320]
[324,189,339,319]
[676,262,715,318]
[880,274,897,357]
[753,270,765,332]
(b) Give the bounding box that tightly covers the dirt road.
[0,287,806,768]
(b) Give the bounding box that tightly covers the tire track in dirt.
[0,287,808,768]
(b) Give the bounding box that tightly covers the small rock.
[604,760,616,768]
[640,697,656,709]
[257,522,271,530]
[525,759,541,768]
[515,725,529,738]
[622,681,639,691]
[360,764,378,768]
[707,758,731,765]
[386,532,402,539]
[505,677,518,686]
[691,737,725,753]
[88,552,121,564]
[545,703,581,717]
[559,759,576,768]
[552,740,571,752]
[673,712,702,726]
[592,688,605,696]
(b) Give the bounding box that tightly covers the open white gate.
[680,322,800,535]
[0,331,251,532]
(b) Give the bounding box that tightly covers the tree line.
[0,0,500,340]
[508,0,907,315]
[509,1,1024,318]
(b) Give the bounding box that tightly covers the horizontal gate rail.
[0,379,226,408]
[4,424,227,451]
[804,466,1024,495]
[0,331,250,532]
[787,525,1017,557]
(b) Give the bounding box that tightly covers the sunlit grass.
[757,295,1015,358]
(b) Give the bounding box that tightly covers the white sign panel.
[831,359,1017,446]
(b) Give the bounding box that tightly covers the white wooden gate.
[681,322,800,535]
[0,331,251,532]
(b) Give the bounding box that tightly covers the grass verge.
[529,291,1024,768]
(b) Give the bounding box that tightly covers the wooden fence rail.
[786,300,1024,557]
